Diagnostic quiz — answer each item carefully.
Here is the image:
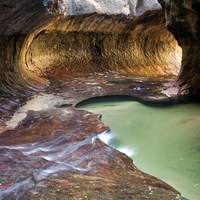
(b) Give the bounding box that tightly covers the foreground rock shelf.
[1,0,200,199]
[0,73,184,199]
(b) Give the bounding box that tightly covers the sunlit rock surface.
[0,1,181,95]
[0,0,195,199]
[43,0,161,16]
[0,0,182,128]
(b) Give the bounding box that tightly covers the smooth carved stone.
[0,1,181,134]
[0,75,182,199]
[158,0,200,94]
[0,0,193,198]
[0,74,173,132]
[0,0,181,99]
[0,97,180,200]
[26,13,181,78]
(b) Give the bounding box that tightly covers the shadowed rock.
[159,0,200,94]
[0,0,198,199]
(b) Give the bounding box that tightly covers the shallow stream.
[77,96,200,200]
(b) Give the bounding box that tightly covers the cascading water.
[77,96,200,200]
[0,74,185,199]
[0,133,99,199]
[0,0,195,199]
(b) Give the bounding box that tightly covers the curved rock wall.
[159,0,200,94]
[25,12,181,78]
[0,0,181,97]
[0,1,193,199]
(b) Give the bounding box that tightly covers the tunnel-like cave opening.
[24,12,181,79]
[0,0,199,199]
[0,7,183,128]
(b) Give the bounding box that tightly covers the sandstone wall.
[159,0,200,94]
[0,0,182,97]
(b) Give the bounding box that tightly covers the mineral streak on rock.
[0,0,182,128]
[0,73,182,199]
[0,0,181,96]
[0,0,194,199]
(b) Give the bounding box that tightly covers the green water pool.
[77,96,200,200]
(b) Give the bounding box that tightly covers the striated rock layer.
[0,74,182,200]
[0,0,197,199]
[0,0,181,97]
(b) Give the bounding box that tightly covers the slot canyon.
[0,0,199,199]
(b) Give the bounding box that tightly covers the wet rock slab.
[0,74,182,199]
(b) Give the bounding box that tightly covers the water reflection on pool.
[77,96,200,200]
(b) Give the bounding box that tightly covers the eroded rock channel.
[0,0,199,199]
[0,74,183,200]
